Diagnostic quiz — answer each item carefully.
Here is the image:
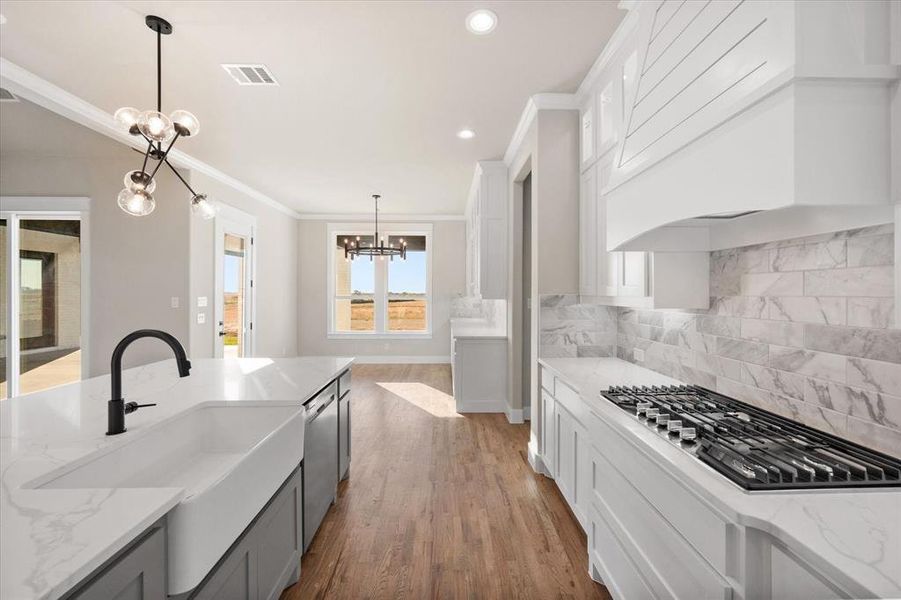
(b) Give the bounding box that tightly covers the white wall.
[297,219,465,360]
[188,173,299,359]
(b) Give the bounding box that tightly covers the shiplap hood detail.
[601,0,900,252]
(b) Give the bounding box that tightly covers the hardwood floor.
[282,364,611,600]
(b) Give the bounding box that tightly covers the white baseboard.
[524,405,532,421]
[352,355,451,364]
[505,406,524,424]
[456,399,506,413]
[527,440,551,477]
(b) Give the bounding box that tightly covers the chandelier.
[343,195,407,261]
[113,15,216,219]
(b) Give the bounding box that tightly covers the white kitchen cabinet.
[555,403,576,507]
[452,334,508,413]
[580,97,595,171]
[465,161,508,300]
[541,389,556,478]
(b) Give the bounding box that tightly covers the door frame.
[213,204,256,358]
[1,196,91,398]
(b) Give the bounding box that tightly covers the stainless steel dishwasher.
[302,381,338,553]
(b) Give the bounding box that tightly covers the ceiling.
[0,1,624,214]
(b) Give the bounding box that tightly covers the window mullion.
[375,256,387,333]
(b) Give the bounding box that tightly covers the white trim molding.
[456,399,506,413]
[299,213,465,221]
[503,93,579,165]
[0,58,301,219]
[505,406,525,424]
[351,355,451,364]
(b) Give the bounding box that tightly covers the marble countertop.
[539,357,901,599]
[0,356,353,600]
[450,317,506,339]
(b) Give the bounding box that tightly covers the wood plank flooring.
[282,364,611,600]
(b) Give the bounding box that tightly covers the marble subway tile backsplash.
[615,224,900,457]
[539,295,618,358]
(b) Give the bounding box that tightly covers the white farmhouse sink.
[29,402,305,595]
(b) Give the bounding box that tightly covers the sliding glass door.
[1,213,82,399]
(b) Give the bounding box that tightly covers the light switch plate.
[197,296,208,308]
[197,313,206,324]
[633,348,645,362]
[170,296,180,309]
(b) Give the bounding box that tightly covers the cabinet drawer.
[590,445,733,599]
[554,378,590,425]
[588,410,730,574]
[338,370,351,399]
[540,366,554,395]
[588,504,656,600]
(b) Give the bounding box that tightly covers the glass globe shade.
[170,109,200,137]
[117,188,156,216]
[124,170,156,194]
[191,194,218,220]
[138,110,174,142]
[114,107,141,130]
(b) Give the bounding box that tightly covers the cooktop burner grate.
[601,385,901,491]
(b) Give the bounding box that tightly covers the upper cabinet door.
[579,165,598,296]
[580,99,595,171]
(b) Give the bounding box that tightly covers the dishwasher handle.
[306,392,336,421]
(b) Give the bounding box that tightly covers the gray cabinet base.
[172,463,303,600]
[65,520,167,600]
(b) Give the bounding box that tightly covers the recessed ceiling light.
[466,9,497,35]
[0,14,7,25]
[457,129,475,139]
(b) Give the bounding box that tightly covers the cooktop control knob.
[646,408,660,419]
[636,401,651,416]
[667,420,683,434]
[656,414,670,427]
[680,427,697,442]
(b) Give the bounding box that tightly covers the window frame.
[327,222,433,339]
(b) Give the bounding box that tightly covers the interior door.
[214,211,255,359]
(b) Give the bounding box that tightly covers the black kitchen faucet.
[107,329,191,435]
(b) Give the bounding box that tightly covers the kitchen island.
[0,356,353,600]
[537,357,901,600]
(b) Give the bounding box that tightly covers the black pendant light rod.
[140,141,153,174]
[374,194,380,248]
[156,26,163,152]
[147,131,181,179]
[164,159,198,196]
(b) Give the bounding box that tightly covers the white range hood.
[602,0,900,252]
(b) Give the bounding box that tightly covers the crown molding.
[574,3,640,103]
[503,93,578,165]
[0,58,301,219]
[297,213,465,221]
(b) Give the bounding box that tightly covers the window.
[329,223,431,337]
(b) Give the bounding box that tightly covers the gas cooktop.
[601,385,901,491]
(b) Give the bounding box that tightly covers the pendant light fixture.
[343,195,407,261]
[114,15,216,219]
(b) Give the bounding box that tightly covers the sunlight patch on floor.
[375,381,461,418]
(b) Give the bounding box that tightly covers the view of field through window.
[334,234,427,332]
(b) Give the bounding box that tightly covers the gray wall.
[613,225,899,456]
[508,109,581,420]
[0,152,191,376]
[297,219,465,359]
[189,173,299,359]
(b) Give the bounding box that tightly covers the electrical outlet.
[170,296,180,309]
[197,312,206,324]
[197,296,208,308]
[633,348,645,362]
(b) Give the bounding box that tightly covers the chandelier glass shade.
[344,195,407,261]
[114,15,213,218]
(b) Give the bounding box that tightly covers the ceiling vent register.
[221,64,278,86]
